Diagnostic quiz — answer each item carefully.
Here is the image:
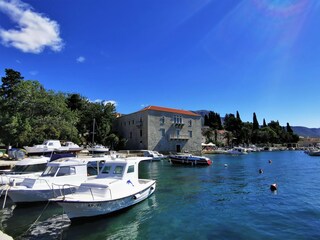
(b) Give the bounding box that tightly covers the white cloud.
[76,56,85,63]
[0,0,63,53]
[104,100,117,106]
[93,99,118,106]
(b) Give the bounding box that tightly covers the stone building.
[114,106,202,154]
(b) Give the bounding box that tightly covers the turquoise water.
[1,151,320,239]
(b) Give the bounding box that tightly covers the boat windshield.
[99,164,124,176]
[56,166,76,176]
[10,163,47,174]
[41,166,59,177]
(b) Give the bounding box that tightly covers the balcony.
[136,121,143,128]
[173,122,185,128]
[169,134,189,140]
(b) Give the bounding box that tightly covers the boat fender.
[270,183,277,191]
[133,193,141,200]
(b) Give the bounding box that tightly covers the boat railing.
[51,183,79,198]
[73,184,113,201]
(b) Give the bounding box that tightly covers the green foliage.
[204,111,222,130]
[204,110,299,146]
[0,69,118,148]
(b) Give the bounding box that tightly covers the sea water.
[0,151,320,239]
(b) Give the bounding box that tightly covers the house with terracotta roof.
[113,106,202,154]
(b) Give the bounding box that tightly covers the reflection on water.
[0,152,320,239]
[0,199,67,239]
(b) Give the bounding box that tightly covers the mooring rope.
[17,200,52,238]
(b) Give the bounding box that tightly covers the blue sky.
[0,0,320,127]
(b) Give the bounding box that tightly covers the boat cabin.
[20,159,89,188]
[97,159,139,184]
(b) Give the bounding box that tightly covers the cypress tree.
[253,112,259,130]
[236,111,241,121]
[263,118,267,127]
[286,122,293,133]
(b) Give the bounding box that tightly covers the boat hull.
[8,187,77,203]
[57,182,156,220]
[169,156,212,166]
[308,151,320,156]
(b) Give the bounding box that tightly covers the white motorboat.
[52,157,156,220]
[0,153,77,188]
[0,155,50,186]
[226,147,248,155]
[169,154,212,166]
[24,140,82,155]
[142,150,166,160]
[63,141,83,152]
[307,149,320,156]
[87,145,109,154]
[7,157,99,204]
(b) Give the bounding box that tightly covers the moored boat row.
[1,155,156,221]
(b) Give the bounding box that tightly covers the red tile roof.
[140,106,200,117]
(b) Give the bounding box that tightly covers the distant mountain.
[291,127,320,138]
[192,110,210,118]
[193,110,320,138]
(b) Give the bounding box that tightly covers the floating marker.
[259,169,263,174]
[269,160,272,164]
[224,164,228,168]
[270,183,277,191]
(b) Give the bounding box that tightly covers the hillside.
[291,127,320,138]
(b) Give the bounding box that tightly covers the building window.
[174,115,183,124]
[129,121,130,125]
[130,132,132,139]
[132,120,135,124]
[189,130,192,138]
[140,129,142,137]
[160,128,165,137]
[188,120,192,127]
[176,129,180,137]
[160,116,165,125]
